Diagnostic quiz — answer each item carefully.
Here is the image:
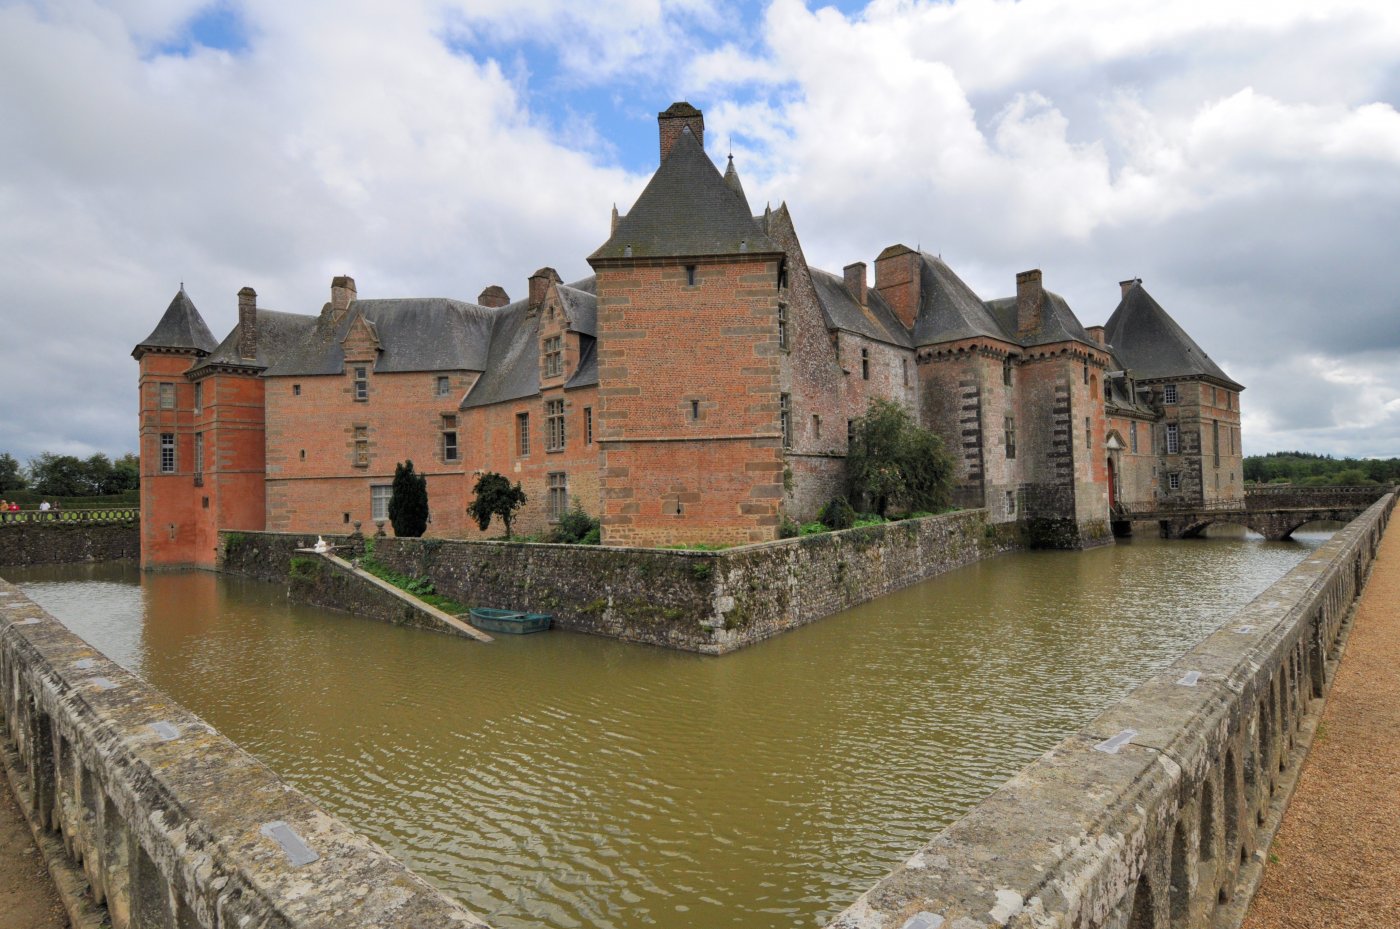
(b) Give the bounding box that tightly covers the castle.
[133,102,1244,568]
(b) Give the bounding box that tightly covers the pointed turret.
[1103,281,1243,389]
[132,288,218,360]
[723,153,747,202]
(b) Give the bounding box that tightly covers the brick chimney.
[1016,269,1044,337]
[478,285,510,308]
[237,287,257,360]
[1119,277,1142,298]
[658,102,704,162]
[329,275,356,324]
[843,262,867,306]
[874,245,921,331]
[528,267,561,312]
[1086,325,1106,346]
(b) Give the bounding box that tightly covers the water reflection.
[4,532,1327,929]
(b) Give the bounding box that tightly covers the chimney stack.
[478,285,510,308]
[237,287,257,360]
[843,262,868,306]
[1119,277,1142,298]
[528,267,561,312]
[1086,325,1106,346]
[1016,269,1044,337]
[329,275,356,324]
[874,245,921,331]
[611,204,620,235]
[658,102,704,163]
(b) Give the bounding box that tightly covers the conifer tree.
[388,460,429,537]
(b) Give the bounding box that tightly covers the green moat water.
[4,529,1334,929]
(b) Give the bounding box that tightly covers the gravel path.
[1243,518,1400,929]
[0,769,69,929]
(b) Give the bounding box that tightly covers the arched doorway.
[1107,456,1119,509]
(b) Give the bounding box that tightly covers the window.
[689,399,700,420]
[517,412,530,456]
[194,432,204,475]
[847,419,855,446]
[1004,416,1016,459]
[780,393,792,449]
[543,336,562,378]
[901,358,908,386]
[1163,383,1178,404]
[442,415,459,462]
[1229,426,1234,455]
[1211,386,1218,406]
[1212,420,1221,467]
[584,406,593,444]
[371,484,392,522]
[1005,490,1017,516]
[547,472,568,521]
[1166,422,1180,455]
[354,366,368,401]
[777,258,787,291]
[1130,421,1139,454]
[860,347,870,380]
[685,265,697,286]
[293,383,301,396]
[1168,472,1181,491]
[545,399,565,451]
[1085,416,1091,450]
[353,426,369,467]
[193,382,202,412]
[777,301,789,351]
[1083,364,1089,385]
[1003,357,1013,387]
[436,375,450,397]
[160,433,175,473]
[812,414,822,439]
[159,382,176,410]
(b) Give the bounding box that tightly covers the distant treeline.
[0,451,140,503]
[1245,451,1400,486]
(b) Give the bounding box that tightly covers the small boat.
[468,607,552,635]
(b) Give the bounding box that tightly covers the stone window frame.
[1130,421,1139,454]
[193,381,203,412]
[545,399,566,452]
[543,336,563,378]
[1163,383,1179,405]
[159,433,175,473]
[1168,471,1182,491]
[777,300,789,351]
[584,406,593,445]
[1165,422,1180,455]
[193,432,204,479]
[442,414,460,462]
[1003,357,1013,387]
[685,264,697,287]
[517,412,531,457]
[547,471,568,522]
[353,425,369,468]
[901,358,909,387]
[779,393,792,449]
[370,484,392,523]
[353,366,369,402]
[1004,416,1016,459]
[1085,416,1092,450]
[159,382,176,410]
[812,414,822,439]
[436,375,451,397]
[293,383,302,396]
[860,347,870,380]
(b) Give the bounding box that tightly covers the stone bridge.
[1117,484,1394,540]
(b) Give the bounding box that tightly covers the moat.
[3,530,1333,929]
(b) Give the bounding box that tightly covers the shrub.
[818,496,856,530]
[549,503,600,544]
[468,472,527,539]
[778,515,801,538]
[388,460,429,537]
[846,398,954,517]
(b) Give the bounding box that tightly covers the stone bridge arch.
[1165,507,1367,541]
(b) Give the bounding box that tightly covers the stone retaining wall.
[220,509,1022,654]
[0,576,488,929]
[0,521,139,567]
[826,493,1394,929]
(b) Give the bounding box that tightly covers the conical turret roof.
[590,127,778,262]
[1104,282,1242,389]
[132,288,218,359]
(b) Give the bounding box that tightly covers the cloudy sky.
[2,0,1398,464]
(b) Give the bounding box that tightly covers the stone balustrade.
[0,507,139,525]
[0,577,490,929]
[826,492,1393,929]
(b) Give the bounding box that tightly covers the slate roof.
[557,284,597,337]
[190,309,318,373]
[133,289,218,357]
[911,254,1009,346]
[590,127,779,261]
[262,298,498,377]
[985,290,1098,349]
[809,268,912,348]
[461,276,600,409]
[1103,283,1242,388]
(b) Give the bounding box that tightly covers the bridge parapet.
[1244,484,1393,511]
[827,493,1394,929]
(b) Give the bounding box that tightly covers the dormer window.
[543,336,563,378]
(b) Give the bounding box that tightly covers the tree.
[28,453,87,497]
[387,460,429,537]
[846,398,954,517]
[112,453,141,493]
[469,471,527,539]
[0,454,25,493]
